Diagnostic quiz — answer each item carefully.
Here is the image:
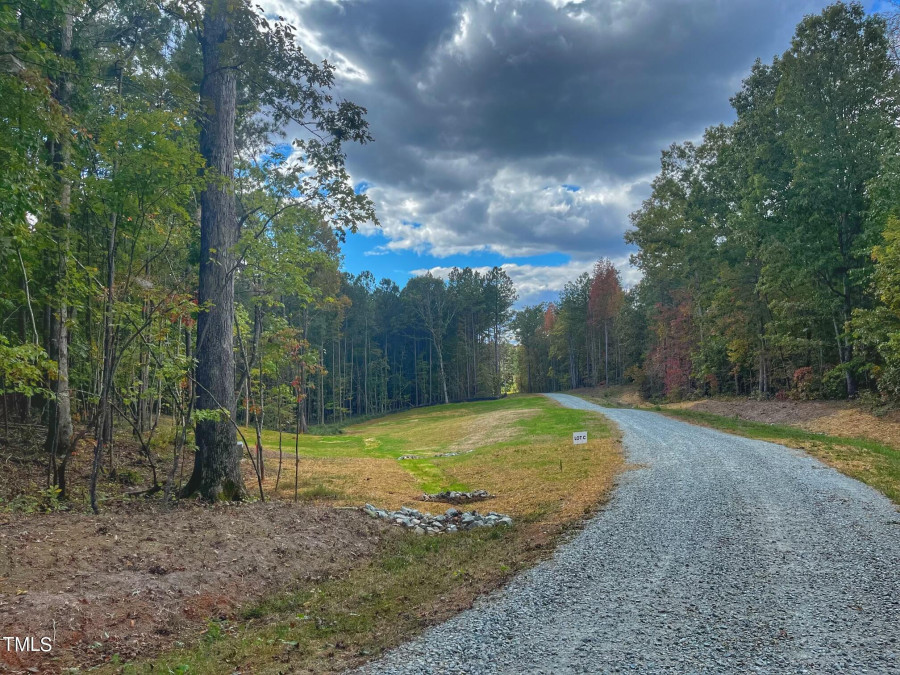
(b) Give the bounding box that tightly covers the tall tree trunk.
[45,8,75,496]
[90,204,118,513]
[184,0,244,501]
[274,390,283,492]
[604,320,609,386]
[350,338,355,416]
[494,324,500,396]
[472,315,478,398]
[437,342,450,405]
[138,293,151,433]
[841,276,857,398]
[243,378,250,427]
[294,363,302,502]
[364,314,369,415]
[317,345,325,424]
[331,337,336,423]
[299,309,309,434]
[299,364,309,433]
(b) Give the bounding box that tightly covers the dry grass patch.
[260,456,421,510]
[439,434,621,526]
[800,407,900,450]
[346,405,539,458]
[255,397,621,521]
[441,408,539,454]
[0,502,385,673]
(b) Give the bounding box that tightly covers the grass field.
[113,394,623,674]
[245,394,621,525]
[658,407,900,505]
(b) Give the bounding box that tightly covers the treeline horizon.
[513,2,900,404]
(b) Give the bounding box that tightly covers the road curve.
[358,393,900,674]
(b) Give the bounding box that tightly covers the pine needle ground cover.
[2,395,623,674]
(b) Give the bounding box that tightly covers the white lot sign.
[573,431,587,445]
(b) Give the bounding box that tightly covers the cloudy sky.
[268,0,885,305]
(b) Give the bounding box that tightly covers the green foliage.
[581,2,900,402]
[191,408,230,424]
[0,336,54,397]
[2,486,63,514]
[854,217,900,398]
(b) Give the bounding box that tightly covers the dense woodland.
[2,1,900,507]
[0,0,522,506]
[514,2,900,406]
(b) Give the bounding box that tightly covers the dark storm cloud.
[268,0,830,272]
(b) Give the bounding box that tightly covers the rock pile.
[420,489,493,504]
[363,504,512,534]
[398,451,465,460]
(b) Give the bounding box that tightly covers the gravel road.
[356,393,900,674]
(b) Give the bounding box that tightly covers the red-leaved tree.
[588,259,624,385]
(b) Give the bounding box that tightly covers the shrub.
[822,365,849,399]
[790,366,821,400]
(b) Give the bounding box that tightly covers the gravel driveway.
[357,393,900,674]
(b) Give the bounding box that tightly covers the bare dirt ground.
[0,501,386,673]
[681,398,900,448]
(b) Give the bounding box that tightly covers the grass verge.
[660,408,900,504]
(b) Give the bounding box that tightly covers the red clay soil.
[0,500,387,673]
